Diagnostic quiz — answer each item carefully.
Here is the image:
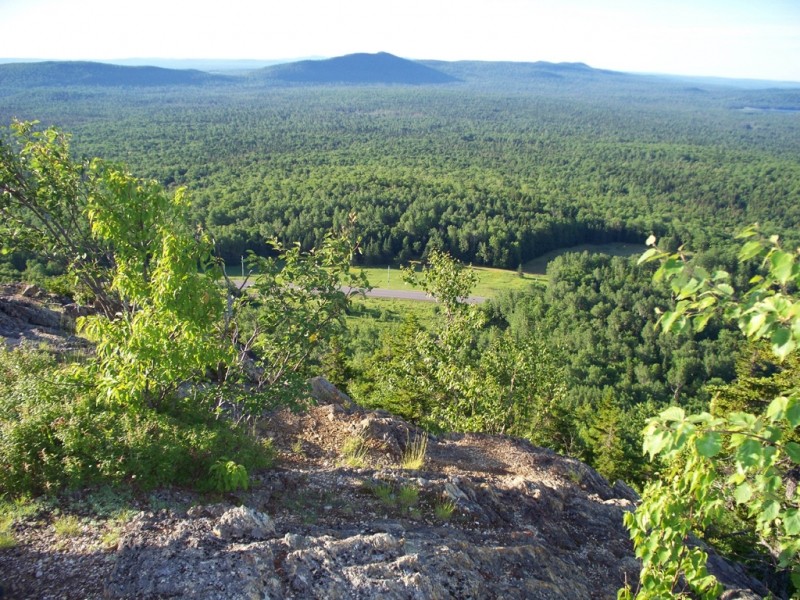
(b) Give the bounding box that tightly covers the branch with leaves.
[621,226,800,599]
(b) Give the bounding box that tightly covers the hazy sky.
[1,0,798,81]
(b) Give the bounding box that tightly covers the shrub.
[0,346,271,496]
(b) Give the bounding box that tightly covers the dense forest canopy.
[1,60,798,270]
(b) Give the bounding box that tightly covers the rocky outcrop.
[102,403,767,599]
[0,284,90,351]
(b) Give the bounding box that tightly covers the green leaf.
[638,247,659,264]
[715,283,734,296]
[733,482,752,504]
[766,396,788,421]
[693,311,713,332]
[760,499,780,523]
[770,250,794,284]
[660,406,685,422]
[785,442,800,464]
[643,430,669,460]
[744,311,768,339]
[738,240,763,262]
[786,397,800,428]
[695,431,722,457]
[660,310,681,332]
[784,508,800,536]
[771,326,796,360]
[735,438,763,468]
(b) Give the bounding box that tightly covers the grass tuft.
[434,498,457,521]
[401,433,428,470]
[397,484,419,508]
[340,434,369,468]
[53,514,82,538]
[0,515,16,549]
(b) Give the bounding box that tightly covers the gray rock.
[106,512,281,599]
[104,410,769,600]
[213,506,276,540]
[309,376,354,409]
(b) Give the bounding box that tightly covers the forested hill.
[420,59,633,86]
[250,52,459,84]
[0,61,231,87]
[1,55,798,268]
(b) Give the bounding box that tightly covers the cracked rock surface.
[1,395,767,599]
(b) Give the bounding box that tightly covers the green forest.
[1,61,799,597]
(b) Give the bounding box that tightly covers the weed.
[208,459,249,493]
[397,484,419,508]
[53,515,82,538]
[434,499,457,521]
[291,438,305,455]
[401,434,427,470]
[100,527,122,550]
[371,482,395,506]
[97,509,133,551]
[84,486,133,518]
[0,495,40,522]
[565,467,583,486]
[261,437,277,466]
[340,434,369,468]
[0,515,16,549]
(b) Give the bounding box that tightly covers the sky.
[0,0,798,82]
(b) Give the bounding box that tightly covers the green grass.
[400,434,428,470]
[370,482,395,506]
[340,434,369,468]
[53,514,83,538]
[0,514,16,549]
[433,498,457,521]
[224,262,543,299]
[346,296,439,328]
[354,264,542,298]
[397,484,419,508]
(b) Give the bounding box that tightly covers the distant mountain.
[252,52,459,85]
[419,59,633,86]
[0,61,231,87]
[104,58,305,73]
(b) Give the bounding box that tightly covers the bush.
[0,346,272,496]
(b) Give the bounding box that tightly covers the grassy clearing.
[225,262,542,299]
[226,243,641,297]
[354,264,542,298]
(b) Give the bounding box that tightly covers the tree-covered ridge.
[2,83,795,269]
[0,61,231,88]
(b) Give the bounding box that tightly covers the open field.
[353,265,542,298]
[225,263,543,301]
[227,245,646,304]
